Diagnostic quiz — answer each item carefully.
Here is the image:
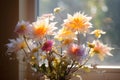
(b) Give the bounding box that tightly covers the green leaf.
[41,63,46,72]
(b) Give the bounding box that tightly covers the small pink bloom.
[67,44,87,61]
[41,40,53,52]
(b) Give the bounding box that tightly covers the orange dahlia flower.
[63,12,92,34]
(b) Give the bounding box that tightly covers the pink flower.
[90,40,113,61]
[14,20,32,35]
[41,40,53,52]
[67,44,87,61]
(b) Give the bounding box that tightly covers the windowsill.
[87,65,120,69]
[96,65,120,69]
[75,66,120,80]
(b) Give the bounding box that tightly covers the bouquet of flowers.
[6,8,113,80]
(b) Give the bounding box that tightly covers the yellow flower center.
[20,25,26,31]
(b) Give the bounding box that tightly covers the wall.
[0,0,19,80]
[0,0,35,80]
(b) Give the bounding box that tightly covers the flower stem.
[60,41,63,54]
[66,60,75,75]
[23,35,32,52]
[22,48,28,58]
[72,56,91,73]
[77,32,80,45]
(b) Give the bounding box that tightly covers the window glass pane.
[37,0,120,66]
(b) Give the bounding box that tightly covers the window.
[37,0,120,66]
[18,0,120,80]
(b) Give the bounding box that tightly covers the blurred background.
[38,0,120,66]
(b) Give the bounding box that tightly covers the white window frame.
[19,0,36,80]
